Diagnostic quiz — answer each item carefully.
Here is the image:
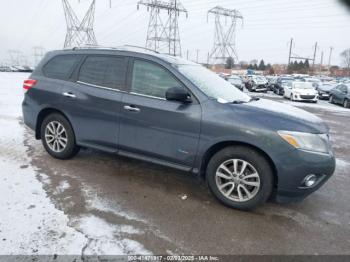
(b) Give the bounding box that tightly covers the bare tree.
[340,48,350,76]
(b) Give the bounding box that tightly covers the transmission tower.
[33,47,45,67]
[208,6,243,65]
[137,0,187,56]
[8,50,22,65]
[62,0,97,48]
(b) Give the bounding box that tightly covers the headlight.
[278,131,329,154]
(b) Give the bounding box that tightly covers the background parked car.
[302,77,322,89]
[284,81,318,103]
[273,76,294,95]
[247,75,268,92]
[227,75,244,91]
[329,84,350,108]
[317,83,335,100]
[266,76,277,91]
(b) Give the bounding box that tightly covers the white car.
[284,82,318,103]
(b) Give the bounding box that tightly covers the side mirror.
[166,87,192,103]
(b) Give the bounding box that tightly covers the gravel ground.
[0,72,349,256]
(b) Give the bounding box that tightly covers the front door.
[118,59,201,168]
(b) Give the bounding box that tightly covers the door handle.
[63,92,76,98]
[123,105,140,112]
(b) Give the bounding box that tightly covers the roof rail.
[65,45,160,54]
[122,45,159,54]
[69,45,119,51]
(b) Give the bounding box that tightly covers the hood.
[292,88,317,94]
[319,86,333,92]
[232,99,329,134]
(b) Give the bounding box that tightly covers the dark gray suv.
[22,47,335,210]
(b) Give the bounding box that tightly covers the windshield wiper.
[249,97,260,102]
[231,100,247,104]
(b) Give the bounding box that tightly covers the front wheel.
[329,95,334,104]
[206,146,273,210]
[344,99,350,108]
[40,113,80,159]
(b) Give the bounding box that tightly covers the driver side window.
[131,60,182,99]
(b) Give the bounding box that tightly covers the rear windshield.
[43,55,82,80]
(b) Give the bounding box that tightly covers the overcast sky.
[0,0,349,66]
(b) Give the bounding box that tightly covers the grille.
[300,95,315,99]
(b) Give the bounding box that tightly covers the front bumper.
[318,92,330,99]
[274,148,335,203]
[252,84,268,92]
[292,93,318,102]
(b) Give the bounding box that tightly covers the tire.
[206,146,273,211]
[40,113,80,159]
[290,93,293,101]
[344,99,350,108]
[329,95,334,104]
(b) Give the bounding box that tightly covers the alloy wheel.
[45,121,68,153]
[215,159,260,202]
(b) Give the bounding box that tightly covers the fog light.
[304,174,317,187]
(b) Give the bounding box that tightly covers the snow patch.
[72,215,151,255]
[0,157,86,255]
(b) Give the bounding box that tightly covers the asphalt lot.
[1,73,350,255]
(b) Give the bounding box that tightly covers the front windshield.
[320,84,334,91]
[177,65,250,103]
[228,78,242,85]
[294,82,314,89]
[256,76,266,81]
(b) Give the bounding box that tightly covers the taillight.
[23,79,37,92]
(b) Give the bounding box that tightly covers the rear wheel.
[329,95,334,104]
[344,99,350,108]
[40,113,80,159]
[206,146,273,210]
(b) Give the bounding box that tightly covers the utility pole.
[196,49,199,63]
[62,0,97,48]
[312,42,318,70]
[320,51,324,73]
[328,46,334,67]
[288,39,317,74]
[208,6,243,66]
[207,52,210,67]
[137,0,187,56]
[288,38,293,65]
[186,50,189,60]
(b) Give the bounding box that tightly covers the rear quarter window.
[43,55,82,80]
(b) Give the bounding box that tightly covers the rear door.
[118,59,201,168]
[339,85,349,103]
[332,85,344,103]
[61,55,128,151]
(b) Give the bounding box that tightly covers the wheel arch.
[199,141,278,187]
[35,108,73,140]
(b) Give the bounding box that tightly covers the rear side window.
[78,56,127,90]
[43,55,82,80]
